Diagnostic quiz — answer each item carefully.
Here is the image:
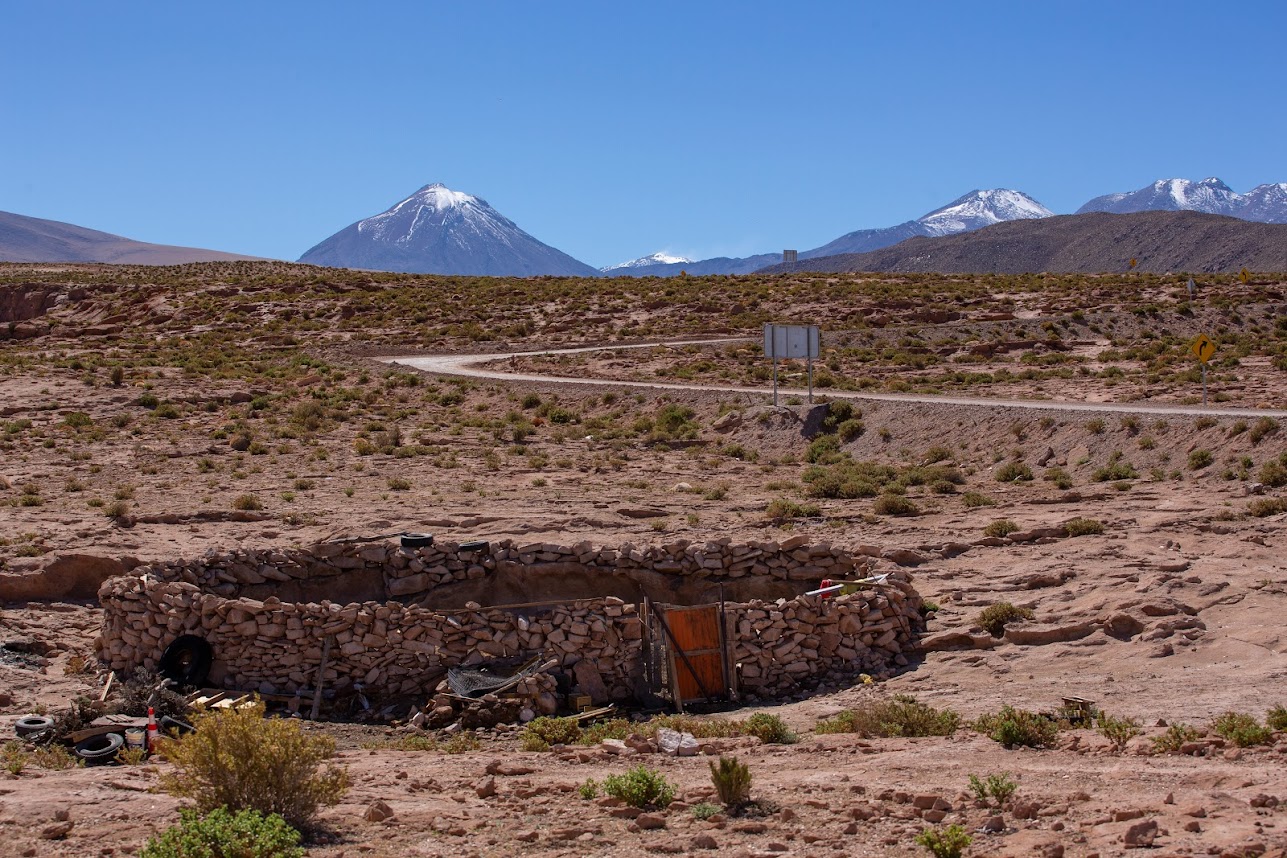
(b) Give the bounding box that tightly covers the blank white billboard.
[763,323,819,359]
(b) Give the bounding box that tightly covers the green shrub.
[691,802,721,820]
[967,772,1017,807]
[1248,497,1287,517]
[972,705,1059,748]
[837,418,865,442]
[982,518,1018,538]
[1188,449,1213,470]
[961,491,995,508]
[1150,723,1200,753]
[520,716,582,751]
[159,700,348,829]
[994,461,1033,482]
[805,434,843,464]
[644,715,744,739]
[976,602,1033,637]
[709,755,752,806]
[1043,466,1073,489]
[1248,417,1279,444]
[1096,712,1142,750]
[915,823,972,858]
[63,411,94,429]
[743,713,796,745]
[602,765,676,809]
[140,808,303,858]
[1064,517,1104,536]
[765,498,820,521]
[233,494,263,511]
[1093,460,1138,481]
[872,493,919,516]
[1259,461,1287,488]
[816,695,959,738]
[1210,712,1273,747]
[577,778,599,800]
[1266,705,1287,732]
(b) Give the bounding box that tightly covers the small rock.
[1123,819,1157,848]
[635,813,666,830]
[1184,820,1201,833]
[601,739,630,755]
[691,834,719,849]
[363,801,394,823]
[982,815,1005,833]
[475,776,496,799]
[485,759,535,776]
[656,728,699,756]
[40,821,74,840]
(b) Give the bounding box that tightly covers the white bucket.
[125,728,146,750]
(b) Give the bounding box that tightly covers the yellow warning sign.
[1190,334,1216,364]
[1129,258,1138,269]
[1239,268,1251,284]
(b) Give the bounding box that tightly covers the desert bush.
[994,461,1033,482]
[387,476,411,491]
[967,772,1017,807]
[961,491,995,508]
[644,715,744,739]
[159,700,348,829]
[1259,460,1287,488]
[976,602,1033,636]
[872,493,919,516]
[972,705,1059,748]
[691,802,721,820]
[805,434,843,464]
[577,778,599,800]
[1096,712,1142,750]
[709,755,752,806]
[1188,449,1213,470]
[1084,418,1105,434]
[1043,466,1073,489]
[140,807,303,858]
[1093,460,1137,481]
[1209,712,1273,747]
[602,765,676,809]
[1064,517,1104,536]
[652,404,699,440]
[1248,497,1287,517]
[233,494,263,511]
[837,418,865,442]
[983,519,1019,538]
[816,695,959,738]
[1248,417,1279,444]
[743,713,796,745]
[1266,705,1287,732]
[915,823,972,858]
[520,716,582,750]
[1150,723,1200,753]
[765,498,820,521]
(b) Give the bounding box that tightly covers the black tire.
[458,540,489,552]
[400,533,434,548]
[158,634,213,687]
[74,731,124,764]
[14,715,54,737]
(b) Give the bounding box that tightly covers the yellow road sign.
[1239,268,1250,283]
[1190,334,1216,364]
[1129,257,1138,269]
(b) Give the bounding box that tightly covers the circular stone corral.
[97,536,925,703]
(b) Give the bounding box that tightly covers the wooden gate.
[654,603,730,708]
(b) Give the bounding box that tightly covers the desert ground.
[2,263,1286,857]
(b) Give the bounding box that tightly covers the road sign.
[763,323,820,406]
[1186,277,1195,298]
[1240,268,1251,284]
[1190,334,1216,364]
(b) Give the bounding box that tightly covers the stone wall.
[97,536,924,704]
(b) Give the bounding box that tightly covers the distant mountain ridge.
[1077,178,1287,223]
[0,210,265,265]
[760,210,1287,275]
[297,184,600,277]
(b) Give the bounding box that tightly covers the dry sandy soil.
[2,263,1287,857]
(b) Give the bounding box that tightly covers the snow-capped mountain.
[601,251,694,272]
[803,189,1053,258]
[1076,178,1287,223]
[297,183,600,277]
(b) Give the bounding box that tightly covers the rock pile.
[97,536,925,704]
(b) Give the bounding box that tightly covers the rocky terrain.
[1,262,1286,857]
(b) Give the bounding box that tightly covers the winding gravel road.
[383,339,1287,418]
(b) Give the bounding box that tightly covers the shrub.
[765,498,820,521]
[602,765,676,809]
[1043,466,1073,489]
[1150,723,1200,753]
[1248,497,1287,517]
[1259,461,1287,488]
[140,807,303,858]
[233,494,263,511]
[967,772,1017,807]
[872,494,919,516]
[994,461,1033,482]
[1267,705,1287,732]
[63,411,94,429]
[1188,449,1213,470]
[691,802,721,820]
[1064,517,1104,536]
[709,755,752,806]
[1084,419,1105,434]
[743,713,796,745]
[1209,712,1273,747]
[983,519,1019,538]
[1248,417,1279,444]
[644,715,744,739]
[837,418,865,442]
[816,695,959,738]
[1093,460,1137,481]
[972,705,1059,748]
[805,434,843,464]
[961,491,995,508]
[577,778,599,800]
[109,366,125,387]
[1096,712,1142,750]
[915,824,972,858]
[520,716,582,751]
[976,602,1033,637]
[387,477,411,491]
[158,700,348,829]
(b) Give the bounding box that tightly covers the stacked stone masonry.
[97,536,925,702]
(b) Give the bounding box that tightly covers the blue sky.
[3,1,1283,267]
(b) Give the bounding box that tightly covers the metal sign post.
[763,323,821,406]
[1190,334,1216,406]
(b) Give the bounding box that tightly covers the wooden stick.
[310,636,333,721]
[99,671,116,703]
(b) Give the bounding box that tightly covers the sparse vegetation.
[1209,711,1273,747]
[140,808,303,858]
[1064,517,1104,536]
[602,765,676,809]
[967,772,1017,807]
[976,602,1033,637]
[973,705,1060,748]
[915,824,972,858]
[983,518,1019,538]
[743,712,796,745]
[709,755,752,806]
[1096,712,1142,750]
[815,695,959,738]
[994,461,1033,482]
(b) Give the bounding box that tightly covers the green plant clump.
[709,755,752,806]
[976,602,1033,637]
[1064,517,1105,536]
[967,772,1017,807]
[743,713,797,745]
[994,461,1033,482]
[520,716,582,751]
[973,705,1059,748]
[1209,711,1273,747]
[1096,712,1143,750]
[1150,723,1201,753]
[140,807,303,858]
[815,694,959,738]
[158,700,348,829]
[983,518,1019,538]
[1267,705,1287,732]
[602,765,677,809]
[914,823,973,858]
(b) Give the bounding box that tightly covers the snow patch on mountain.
[1074,177,1287,221]
[916,189,1054,236]
[601,251,694,272]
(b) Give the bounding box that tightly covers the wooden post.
[310,635,333,721]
